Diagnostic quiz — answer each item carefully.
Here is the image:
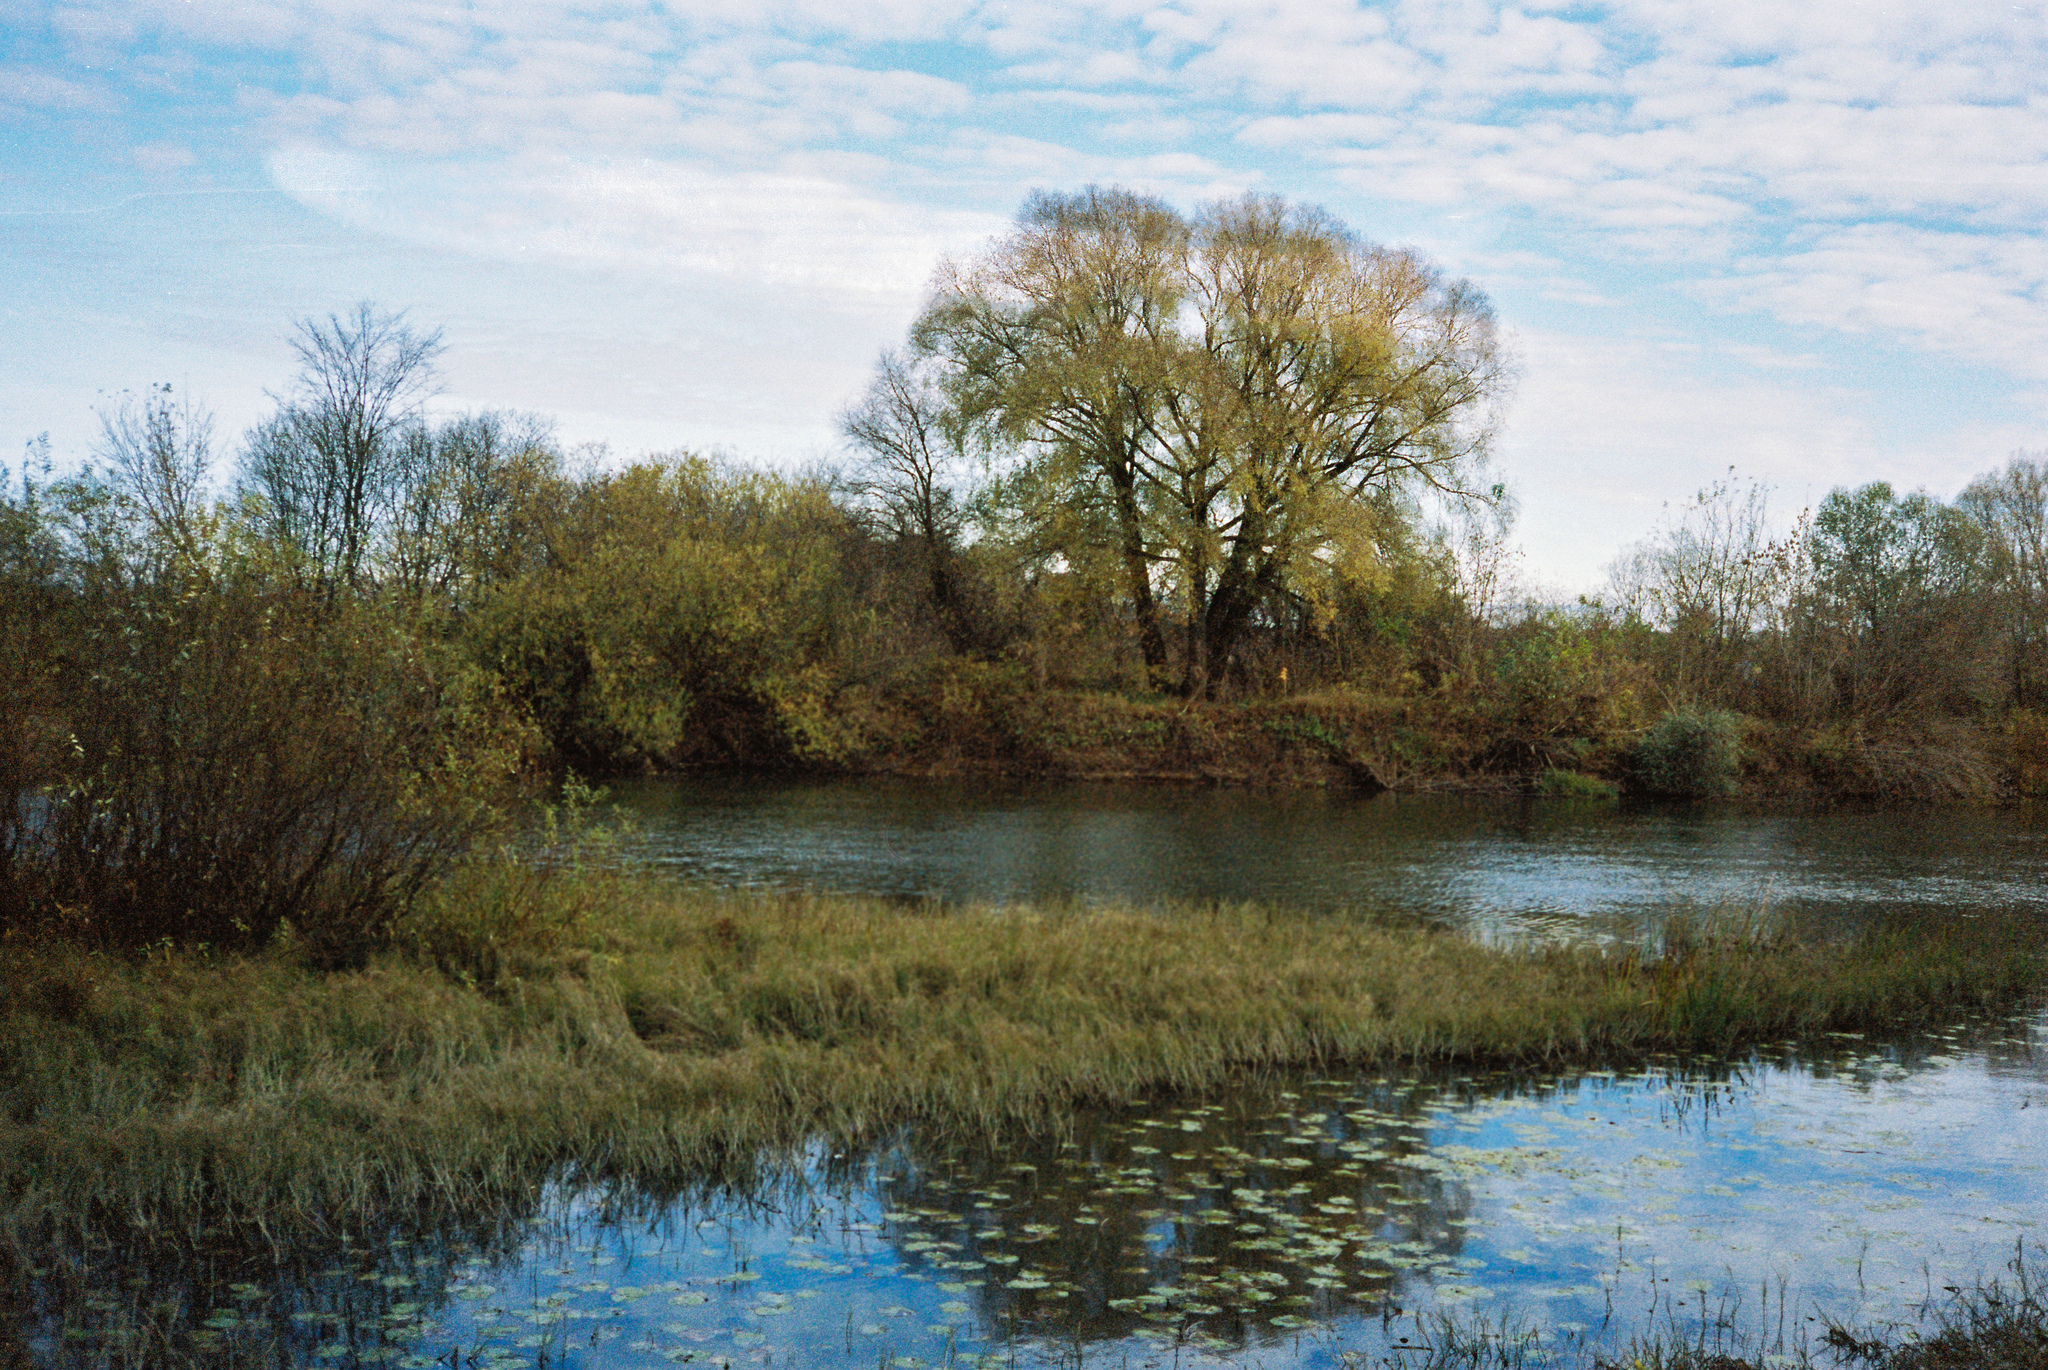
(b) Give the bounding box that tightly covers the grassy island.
[6,879,2040,1246]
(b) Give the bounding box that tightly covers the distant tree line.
[1605,464,2048,721]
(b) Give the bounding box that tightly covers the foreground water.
[609,778,2048,942]
[25,1006,2046,1368]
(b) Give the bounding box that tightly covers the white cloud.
[0,63,117,114]
[266,145,1007,297]
[128,139,193,170]
[1237,113,1405,150]
[1703,226,2048,382]
[1098,115,1200,144]
[932,129,1253,198]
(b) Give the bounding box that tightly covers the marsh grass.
[1831,1246,2048,1370]
[3,877,2042,1269]
[1356,1247,2048,1369]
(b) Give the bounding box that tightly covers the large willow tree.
[909,188,1510,695]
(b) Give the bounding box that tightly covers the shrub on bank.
[1800,719,2005,802]
[1537,768,1619,800]
[1634,708,1745,798]
[0,573,531,958]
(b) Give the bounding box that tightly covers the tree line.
[1604,464,2048,728]
[3,187,2044,953]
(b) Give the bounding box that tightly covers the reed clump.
[1374,1250,2048,1369]
[3,878,2041,1253]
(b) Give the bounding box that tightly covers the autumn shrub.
[2004,709,2048,799]
[1484,609,1653,775]
[0,572,530,958]
[881,656,1045,766]
[1801,720,2001,802]
[386,777,628,983]
[461,456,874,769]
[0,471,68,909]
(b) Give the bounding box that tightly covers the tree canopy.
[908,187,1510,695]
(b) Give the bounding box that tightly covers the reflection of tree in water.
[7,1194,546,1368]
[869,1071,1520,1350]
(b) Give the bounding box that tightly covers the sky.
[3,0,2046,593]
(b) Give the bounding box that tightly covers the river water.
[608,777,2048,943]
[21,783,2048,1368]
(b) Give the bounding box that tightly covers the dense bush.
[459,457,879,768]
[1633,708,1744,798]
[1484,609,1653,773]
[0,572,530,956]
[1536,768,1619,800]
[0,457,533,956]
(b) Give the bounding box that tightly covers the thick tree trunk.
[1110,471,1168,685]
[1199,583,1254,700]
[1192,508,1273,699]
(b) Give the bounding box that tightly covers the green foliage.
[1799,481,1996,717]
[461,456,873,768]
[917,188,1509,697]
[1633,708,1745,798]
[5,582,529,956]
[1809,481,1985,632]
[387,776,628,983]
[1487,610,1652,772]
[1536,768,1619,800]
[882,657,1044,765]
[1261,713,1348,752]
[1959,453,2048,710]
[382,409,562,599]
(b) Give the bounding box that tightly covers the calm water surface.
[31,1011,2046,1368]
[610,777,2048,941]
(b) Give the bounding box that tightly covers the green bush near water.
[1536,767,1620,800]
[0,571,531,959]
[1634,708,1746,798]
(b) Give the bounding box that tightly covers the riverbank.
[5,876,2041,1257]
[728,676,2045,804]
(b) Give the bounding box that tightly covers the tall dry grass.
[2,878,2040,1257]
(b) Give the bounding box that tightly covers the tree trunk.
[1193,506,1275,700]
[1109,469,1168,685]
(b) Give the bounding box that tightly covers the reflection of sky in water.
[68,1011,2043,1368]
[610,779,2048,941]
